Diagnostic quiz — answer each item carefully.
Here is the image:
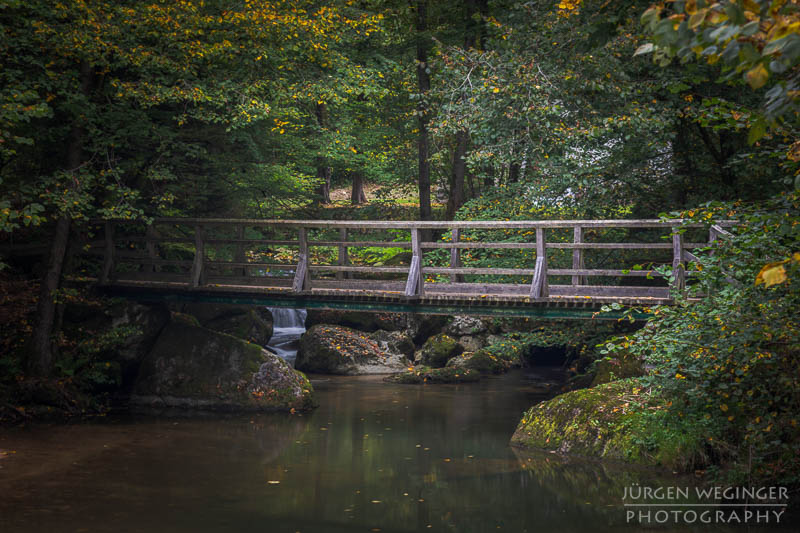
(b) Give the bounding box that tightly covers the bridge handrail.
[88,218,736,303]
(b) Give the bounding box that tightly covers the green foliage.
[602,192,800,483]
[640,0,800,130]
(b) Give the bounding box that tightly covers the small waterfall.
[266,308,307,366]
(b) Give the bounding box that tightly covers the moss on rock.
[384,365,481,384]
[415,333,462,368]
[132,318,313,411]
[447,350,508,374]
[511,379,707,470]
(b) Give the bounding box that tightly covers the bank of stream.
[0,369,777,532]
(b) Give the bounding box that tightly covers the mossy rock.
[447,350,508,374]
[415,333,463,368]
[132,318,313,411]
[511,379,707,470]
[177,303,273,346]
[384,365,481,384]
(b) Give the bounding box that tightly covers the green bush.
[602,192,800,484]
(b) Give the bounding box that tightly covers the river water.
[0,370,793,532]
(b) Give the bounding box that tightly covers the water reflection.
[0,370,794,532]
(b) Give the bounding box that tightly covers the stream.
[1,368,785,532]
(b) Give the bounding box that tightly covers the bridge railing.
[87,218,736,302]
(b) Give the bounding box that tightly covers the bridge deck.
[86,217,734,318]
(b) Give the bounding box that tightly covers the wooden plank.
[100,217,734,230]
[531,257,547,298]
[100,221,115,284]
[292,227,309,292]
[337,228,349,281]
[404,256,420,297]
[572,226,585,285]
[423,266,536,275]
[710,224,734,241]
[234,224,246,277]
[548,268,663,277]
[205,261,296,270]
[546,242,671,250]
[450,228,462,283]
[190,224,206,288]
[424,242,538,249]
[145,224,159,273]
[311,265,410,273]
[117,257,193,267]
[682,250,700,263]
[672,229,685,295]
[531,227,549,298]
[313,240,412,248]
[404,228,424,297]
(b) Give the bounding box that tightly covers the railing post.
[100,221,115,284]
[572,226,586,286]
[292,227,310,292]
[190,224,206,287]
[449,228,462,283]
[404,227,424,297]
[671,228,685,296]
[145,224,159,274]
[235,223,246,277]
[530,227,549,298]
[337,228,349,281]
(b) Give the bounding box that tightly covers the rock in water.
[296,324,411,375]
[414,333,463,368]
[131,315,313,411]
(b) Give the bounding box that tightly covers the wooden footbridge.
[87,218,734,319]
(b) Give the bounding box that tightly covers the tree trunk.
[28,61,91,377]
[416,0,432,231]
[351,171,367,204]
[446,129,468,219]
[314,102,331,204]
[316,165,331,204]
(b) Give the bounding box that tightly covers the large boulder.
[132,315,313,411]
[176,303,273,347]
[510,379,702,470]
[296,324,411,375]
[109,302,171,362]
[414,333,463,368]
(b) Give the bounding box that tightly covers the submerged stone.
[384,365,481,384]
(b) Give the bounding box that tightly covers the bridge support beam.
[449,228,462,283]
[530,227,549,299]
[100,221,115,284]
[190,224,206,288]
[292,227,310,292]
[671,228,685,297]
[337,228,349,281]
[571,226,586,286]
[405,228,424,297]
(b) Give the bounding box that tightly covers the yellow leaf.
[755,262,787,287]
[746,63,769,90]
